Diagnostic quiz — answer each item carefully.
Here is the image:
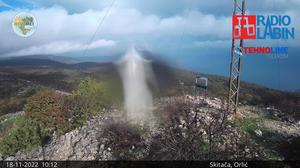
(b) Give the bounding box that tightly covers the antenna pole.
[228,0,246,114]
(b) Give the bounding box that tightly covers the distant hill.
[0,55,79,64]
[0,56,105,69]
[0,57,65,67]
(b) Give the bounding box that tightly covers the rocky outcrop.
[4,95,300,161]
[13,113,113,160]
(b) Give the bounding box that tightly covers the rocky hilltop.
[2,95,299,161]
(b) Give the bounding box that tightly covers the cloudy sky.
[0,0,299,57]
[0,0,299,91]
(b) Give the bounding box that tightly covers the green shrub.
[22,78,113,134]
[199,142,210,153]
[24,90,69,134]
[0,117,45,158]
[58,77,114,129]
[74,77,112,113]
[0,115,22,139]
[235,118,259,134]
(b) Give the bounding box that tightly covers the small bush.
[103,120,149,160]
[0,115,22,139]
[0,117,46,158]
[24,90,69,134]
[234,118,259,134]
[63,95,90,129]
[57,77,114,129]
[74,77,112,112]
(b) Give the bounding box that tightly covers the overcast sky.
[0,0,299,57]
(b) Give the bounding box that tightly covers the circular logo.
[12,12,37,37]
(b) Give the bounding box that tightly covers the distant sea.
[167,47,300,92]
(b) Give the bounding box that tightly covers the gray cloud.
[0,6,232,56]
[3,39,116,57]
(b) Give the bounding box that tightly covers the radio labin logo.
[232,15,295,56]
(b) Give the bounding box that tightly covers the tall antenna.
[228,0,246,114]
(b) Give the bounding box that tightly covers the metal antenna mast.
[228,0,246,113]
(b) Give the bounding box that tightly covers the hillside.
[0,55,299,163]
[0,56,298,119]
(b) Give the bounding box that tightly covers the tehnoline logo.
[232,15,295,56]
